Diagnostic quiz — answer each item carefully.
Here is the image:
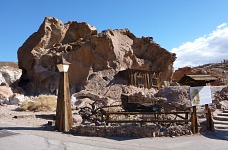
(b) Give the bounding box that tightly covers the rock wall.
[17,17,176,97]
[72,124,192,138]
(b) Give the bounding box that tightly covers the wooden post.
[157,72,161,90]
[134,72,137,86]
[146,73,150,89]
[205,104,213,130]
[191,106,198,134]
[106,113,110,126]
[185,112,189,124]
[55,72,73,132]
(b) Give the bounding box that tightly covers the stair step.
[214,124,228,129]
[213,116,228,121]
[214,120,228,125]
[218,113,228,116]
[224,110,228,113]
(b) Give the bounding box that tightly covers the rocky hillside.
[0,62,18,68]
[173,61,228,85]
[17,17,176,99]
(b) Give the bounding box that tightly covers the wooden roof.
[178,74,217,86]
[184,75,217,81]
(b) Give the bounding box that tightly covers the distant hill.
[0,62,18,68]
[173,60,228,85]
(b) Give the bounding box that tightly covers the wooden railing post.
[205,104,213,130]
[185,112,189,124]
[191,106,198,134]
[106,113,110,126]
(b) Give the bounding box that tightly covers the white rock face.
[0,86,14,104]
[71,94,77,105]
[0,72,6,84]
[73,114,82,124]
[0,66,22,86]
[9,94,25,105]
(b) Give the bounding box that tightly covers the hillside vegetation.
[0,62,18,68]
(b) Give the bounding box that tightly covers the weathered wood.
[157,72,161,89]
[191,106,198,134]
[106,111,189,115]
[122,69,161,89]
[106,120,189,124]
[105,111,190,125]
[55,72,73,132]
[205,104,213,130]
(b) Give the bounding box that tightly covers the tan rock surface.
[0,86,13,104]
[17,17,176,100]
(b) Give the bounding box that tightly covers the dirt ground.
[0,105,56,127]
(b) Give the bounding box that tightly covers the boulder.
[9,93,25,105]
[0,86,14,104]
[0,66,21,86]
[73,114,82,124]
[155,86,191,108]
[17,17,176,100]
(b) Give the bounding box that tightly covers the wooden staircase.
[213,109,228,130]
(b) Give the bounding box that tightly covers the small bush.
[19,95,57,111]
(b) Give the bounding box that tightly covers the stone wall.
[71,124,192,138]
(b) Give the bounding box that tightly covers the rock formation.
[173,61,228,85]
[0,65,22,86]
[17,17,176,100]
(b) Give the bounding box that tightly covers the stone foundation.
[71,124,192,138]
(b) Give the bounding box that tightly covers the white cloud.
[171,23,228,70]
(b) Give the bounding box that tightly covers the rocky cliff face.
[17,17,176,98]
[173,61,228,85]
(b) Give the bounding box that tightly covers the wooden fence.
[105,111,190,125]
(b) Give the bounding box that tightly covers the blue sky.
[0,0,228,69]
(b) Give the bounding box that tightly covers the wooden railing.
[105,111,190,125]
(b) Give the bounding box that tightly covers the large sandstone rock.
[155,86,191,109]
[17,17,176,99]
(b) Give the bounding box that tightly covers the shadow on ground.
[0,124,55,131]
[201,130,228,141]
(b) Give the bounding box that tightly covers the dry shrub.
[19,95,57,111]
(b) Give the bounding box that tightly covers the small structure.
[178,74,217,86]
[120,69,161,89]
[179,74,216,134]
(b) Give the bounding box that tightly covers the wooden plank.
[106,120,189,123]
[106,111,190,115]
[205,104,213,130]
[191,106,198,134]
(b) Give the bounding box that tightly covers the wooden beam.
[191,106,198,134]
[205,104,213,130]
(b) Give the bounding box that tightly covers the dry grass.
[0,62,18,68]
[19,95,57,111]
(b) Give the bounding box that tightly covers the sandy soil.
[0,105,56,127]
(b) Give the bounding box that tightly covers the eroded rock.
[17,17,176,100]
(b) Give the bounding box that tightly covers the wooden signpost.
[190,86,213,134]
